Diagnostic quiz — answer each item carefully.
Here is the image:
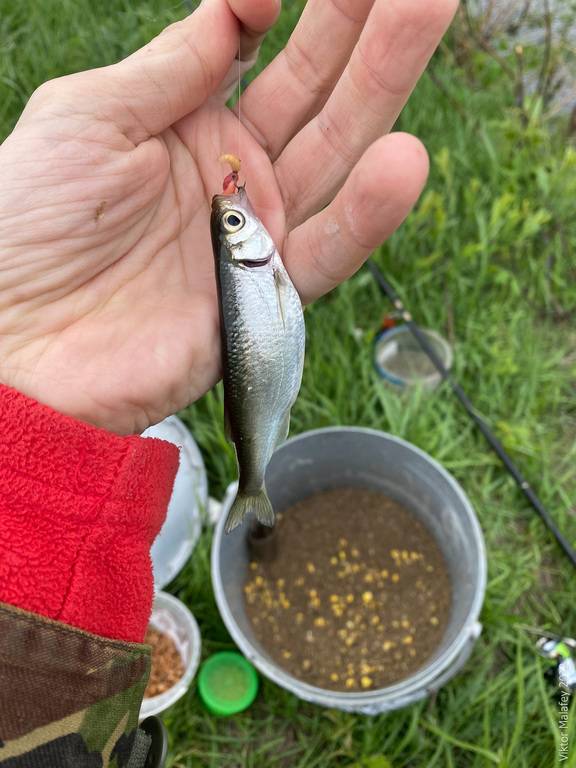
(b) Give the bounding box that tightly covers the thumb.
[23,0,278,143]
[108,0,238,142]
[109,0,279,142]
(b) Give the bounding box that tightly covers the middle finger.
[275,0,458,230]
[239,0,375,159]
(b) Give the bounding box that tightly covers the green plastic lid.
[198,652,259,716]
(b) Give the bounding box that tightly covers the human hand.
[0,0,457,434]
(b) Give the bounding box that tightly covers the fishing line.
[366,258,576,571]
[237,29,242,164]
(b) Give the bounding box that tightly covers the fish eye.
[222,210,245,233]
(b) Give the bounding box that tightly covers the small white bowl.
[374,326,453,391]
[140,591,202,720]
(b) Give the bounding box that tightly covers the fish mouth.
[238,253,273,268]
[211,186,247,211]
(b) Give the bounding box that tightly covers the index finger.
[228,0,281,61]
[216,0,281,100]
[35,0,280,145]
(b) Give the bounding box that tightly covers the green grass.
[2,1,576,766]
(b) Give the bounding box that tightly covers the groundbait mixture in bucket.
[243,488,452,692]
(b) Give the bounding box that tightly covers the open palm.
[0,0,456,434]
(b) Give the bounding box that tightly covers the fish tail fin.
[225,488,275,533]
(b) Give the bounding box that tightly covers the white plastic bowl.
[141,416,208,589]
[140,591,202,720]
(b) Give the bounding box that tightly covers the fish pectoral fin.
[274,410,291,449]
[274,268,286,330]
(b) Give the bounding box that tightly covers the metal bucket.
[212,427,486,714]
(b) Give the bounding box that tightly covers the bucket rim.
[212,426,487,707]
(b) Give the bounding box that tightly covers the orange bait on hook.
[219,154,242,195]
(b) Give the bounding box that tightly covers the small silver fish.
[211,186,305,533]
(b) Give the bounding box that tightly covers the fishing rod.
[366,258,576,571]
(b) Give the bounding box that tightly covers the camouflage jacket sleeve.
[0,601,151,768]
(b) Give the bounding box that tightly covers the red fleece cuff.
[0,385,179,642]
